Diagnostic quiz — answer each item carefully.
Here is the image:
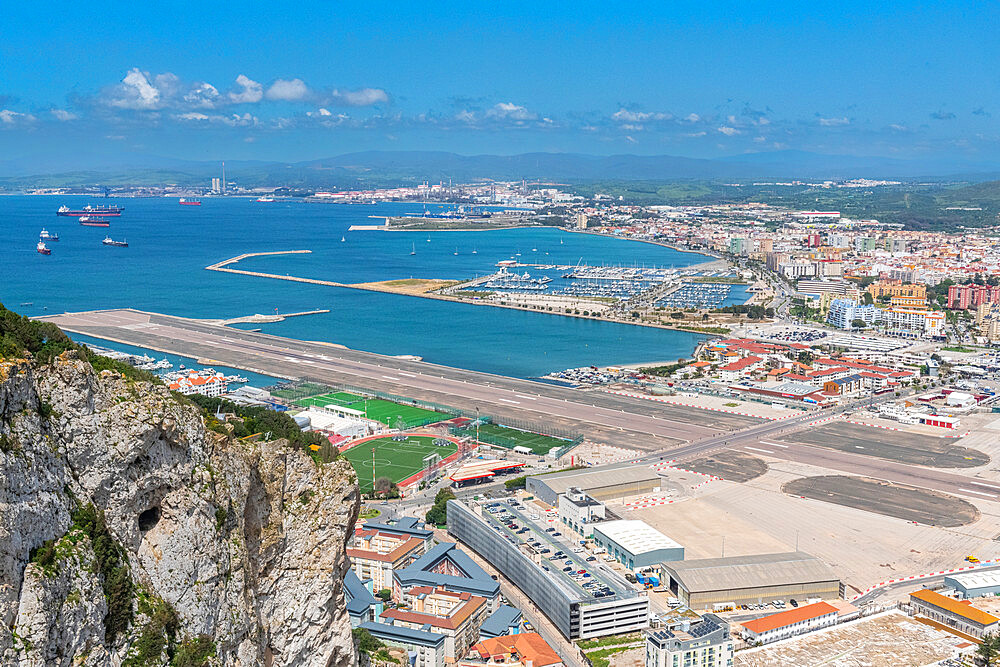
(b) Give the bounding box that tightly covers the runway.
[37,308,762,450]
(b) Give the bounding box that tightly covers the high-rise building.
[221,161,226,192]
[211,177,221,193]
[576,213,588,229]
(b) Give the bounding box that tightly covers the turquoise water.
[1,196,716,377]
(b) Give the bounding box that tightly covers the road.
[38,308,763,450]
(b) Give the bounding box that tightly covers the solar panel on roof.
[688,619,718,638]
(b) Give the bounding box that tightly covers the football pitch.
[295,391,452,428]
[342,435,458,493]
[471,423,571,455]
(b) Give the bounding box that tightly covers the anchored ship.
[79,216,111,227]
[57,204,124,217]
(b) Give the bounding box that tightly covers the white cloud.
[683,131,707,137]
[183,82,220,108]
[487,102,535,120]
[109,68,162,109]
[888,123,909,132]
[624,135,637,144]
[51,109,77,121]
[229,74,263,103]
[612,108,670,123]
[753,135,766,142]
[684,113,701,122]
[316,108,332,116]
[455,110,477,123]
[0,109,34,124]
[266,78,309,101]
[818,116,850,126]
[328,87,388,106]
[175,111,257,127]
[717,126,740,136]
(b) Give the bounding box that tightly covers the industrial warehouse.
[591,520,685,570]
[446,499,650,640]
[526,465,661,505]
[661,552,842,610]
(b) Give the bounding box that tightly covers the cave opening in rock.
[138,506,161,532]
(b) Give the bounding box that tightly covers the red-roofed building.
[740,601,839,644]
[167,372,228,397]
[383,586,489,661]
[349,529,430,592]
[463,633,564,667]
[717,355,764,381]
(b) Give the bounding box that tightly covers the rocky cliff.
[0,351,360,666]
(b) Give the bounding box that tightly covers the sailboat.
[560,237,564,244]
[341,236,346,242]
[410,243,416,256]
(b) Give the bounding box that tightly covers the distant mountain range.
[3,149,1000,188]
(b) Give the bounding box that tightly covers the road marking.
[759,440,788,448]
[745,446,774,454]
[515,395,538,400]
[398,372,417,378]
[959,488,998,498]
[972,481,1000,490]
[499,399,520,405]
[381,375,400,380]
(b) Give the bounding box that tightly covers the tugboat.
[39,229,59,241]
[102,236,128,247]
[36,241,51,255]
[79,216,111,227]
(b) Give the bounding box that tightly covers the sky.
[2,1,999,167]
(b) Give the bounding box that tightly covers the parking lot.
[481,499,632,600]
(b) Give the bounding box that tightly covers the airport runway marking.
[499,398,520,405]
[744,446,774,454]
[973,481,1000,490]
[959,488,998,498]
[758,440,788,448]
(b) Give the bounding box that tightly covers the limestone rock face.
[0,353,359,666]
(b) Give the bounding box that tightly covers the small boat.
[102,236,128,247]
[341,236,346,242]
[560,238,564,244]
[256,197,275,203]
[472,248,478,254]
[36,241,51,255]
[454,248,459,255]
[532,248,538,252]
[179,198,201,206]
[19,302,33,306]
[79,216,111,227]
[426,237,431,242]
[39,229,59,241]
[410,243,416,256]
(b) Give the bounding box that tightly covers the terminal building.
[661,552,841,610]
[527,466,661,506]
[447,499,649,640]
[591,520,684,571]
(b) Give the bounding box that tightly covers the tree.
[374,476,393,495]
[851,318,868,329]
[376,589,392,602]
[797,351,814,365]
[353,628,386,654]
[976,632,1000,666]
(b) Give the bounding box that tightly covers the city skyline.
[3,1,1000,169]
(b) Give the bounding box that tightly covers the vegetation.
[977,632,1000,666]
[585,646,634,667]
[576,633,644,650]
[124,596,180,667]
[376,589,392,602]
[72,503,135,643]
[0,303,162,384]
[425,487,456,526]
[184,394,332,460]
[639,361,688,377]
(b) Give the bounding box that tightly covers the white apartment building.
[646,615,733,667]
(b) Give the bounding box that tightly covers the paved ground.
[687,450,768,483]
[39,308,768,450]
[776,421,989,468]
[781,475,980,527]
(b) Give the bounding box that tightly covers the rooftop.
[911,589,1000,627]
[529,465,660,495]
[946,570,1000,590]
[471,632,563,667]
[592,520,682,556]
[741,601,838,635]
[662,551,839,594]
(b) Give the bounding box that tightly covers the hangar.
[526,465,660,505]
[661,552,841,609]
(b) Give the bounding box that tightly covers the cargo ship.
[255,197,275,202]
[39,229,59,241]
[36,241,51,255]
[57,204,124,217]
[179,198,201,206]
[102,236,128,247]
[79,216,111,227]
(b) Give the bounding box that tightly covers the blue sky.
[2,1,999,165]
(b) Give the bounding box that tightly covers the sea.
[0,196,741,380]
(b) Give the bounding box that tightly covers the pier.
[205,250,348,287]
[34,309,763,451]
